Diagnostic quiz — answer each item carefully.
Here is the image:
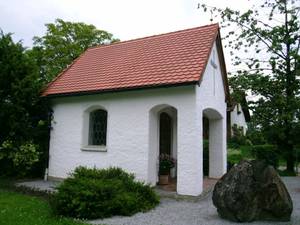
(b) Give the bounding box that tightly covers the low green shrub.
[251,145,279,169]
[50,167,159,219]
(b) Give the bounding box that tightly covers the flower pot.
[159,174,169,185]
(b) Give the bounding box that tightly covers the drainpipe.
[44,168,48,181]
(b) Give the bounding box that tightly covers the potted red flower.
[159,154,176,185]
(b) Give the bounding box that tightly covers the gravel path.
[16,180,59,192]
[89,177,300,225]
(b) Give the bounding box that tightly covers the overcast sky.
[0,0,257,47]
[0,0,262,74]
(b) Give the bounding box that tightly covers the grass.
[0,178,88,225]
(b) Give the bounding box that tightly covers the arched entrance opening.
[203,116,209,176]
[202,108,224,181]
[148,104,177,191]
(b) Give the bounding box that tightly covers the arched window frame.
[81,106,108,152]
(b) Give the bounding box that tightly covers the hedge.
[251,145,279,169]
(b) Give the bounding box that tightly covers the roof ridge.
[88,23,219,51]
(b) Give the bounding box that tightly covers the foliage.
[0,19,118,177]
[159,154,176,175]
[231,124,244,138]
[228,124,249,148]
[201,0,300,172]
[0,140,40,176]
[50,167,159,219]
[245,123,267,145]
[0,31,49,177]
[30,18,119,83]
[0,189,86,225]
[251,145,279,169]
[228,145,297,175]
[0,31,39,142]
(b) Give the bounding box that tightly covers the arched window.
[88,109,107,146]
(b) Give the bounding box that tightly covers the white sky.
[0,0,259,72]
[0,0,257,46]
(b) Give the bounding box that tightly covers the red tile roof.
[42,23,223,97]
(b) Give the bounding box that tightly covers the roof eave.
[42,81,198,98]
[197,27,231,104]
[215,31,230,104]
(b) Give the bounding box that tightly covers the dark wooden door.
[159,112,172,155]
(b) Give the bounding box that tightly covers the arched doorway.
[202,108,225,179]
[148,105,177,189]
[203,116,209,176]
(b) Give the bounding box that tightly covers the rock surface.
[212,160,293,222]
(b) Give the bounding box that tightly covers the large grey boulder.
[212,160,293,222]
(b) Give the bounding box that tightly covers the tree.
[201,0,300,172]
[30,18,119,83]
[0,20,118,176]
[0,31,49,176]
[0,31,38,143]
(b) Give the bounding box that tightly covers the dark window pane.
[88,109,107,145]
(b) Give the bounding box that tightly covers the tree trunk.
[286,153,295,172]
[285,142,295,172]
[283,1,295,173]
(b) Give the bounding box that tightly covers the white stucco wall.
[195,42,227,192]
[48,40,227,196]
[48,86,196,184]
[230,104,248,135]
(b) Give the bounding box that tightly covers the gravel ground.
[16,180,59,192]
[89,177,300,225]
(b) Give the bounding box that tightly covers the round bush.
[50,167,159,219]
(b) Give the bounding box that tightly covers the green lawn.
[0,188,87,225]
